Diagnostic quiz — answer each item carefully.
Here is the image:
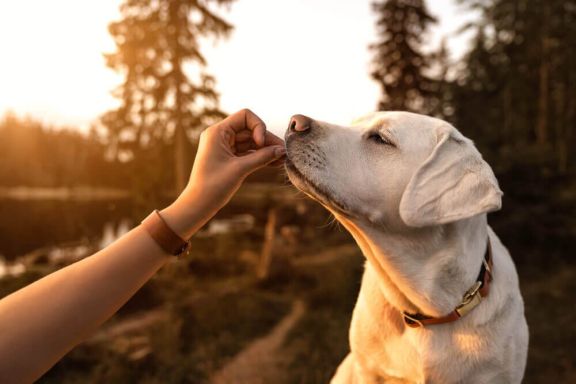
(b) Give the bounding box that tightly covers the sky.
[0,0,477,138]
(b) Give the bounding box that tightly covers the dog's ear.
[399,124,502,227]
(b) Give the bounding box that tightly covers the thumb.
[236,145,286,174]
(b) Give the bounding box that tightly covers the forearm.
[0,204,192,383]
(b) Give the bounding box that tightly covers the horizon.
[0,0,478,138]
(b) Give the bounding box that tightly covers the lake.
[0,197,138,261]
[0,185,273,263]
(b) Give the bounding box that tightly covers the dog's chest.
[350,305,465,383]
[349,290,426,381]
[349,275,468,383]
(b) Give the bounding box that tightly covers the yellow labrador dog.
[284,112,528,384]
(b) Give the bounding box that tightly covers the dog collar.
[402,238,493,328]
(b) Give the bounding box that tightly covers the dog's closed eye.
[367,132,396,147]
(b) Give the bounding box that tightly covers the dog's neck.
[336,213,488,317]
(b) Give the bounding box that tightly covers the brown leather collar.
[402,238,493,328]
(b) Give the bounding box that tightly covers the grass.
[521,264,576,383]
[3,185,575,383]
[280,245,364,384]
[40,289,291,384]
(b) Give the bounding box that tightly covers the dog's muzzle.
[284,115,353,217]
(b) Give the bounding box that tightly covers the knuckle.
[239,108,253,117]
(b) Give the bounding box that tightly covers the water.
[0,198,137,261]
[0,194,259,264]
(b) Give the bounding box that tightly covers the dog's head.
[285,111,502,229]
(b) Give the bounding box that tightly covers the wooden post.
[257,207,277,280]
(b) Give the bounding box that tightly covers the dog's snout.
[289,114,312,133]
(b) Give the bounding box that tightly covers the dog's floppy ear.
[399,123,502,227]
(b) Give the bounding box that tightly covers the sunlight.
[0,0,474,135]
[0,0,122,130]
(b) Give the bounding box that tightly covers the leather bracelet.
[141,210,190,256]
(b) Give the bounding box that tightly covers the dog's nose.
[289,114,312,133]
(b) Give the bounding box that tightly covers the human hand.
[162,109,285,238]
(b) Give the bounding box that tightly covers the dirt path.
[210,299,306,384]
[210,244,359,384]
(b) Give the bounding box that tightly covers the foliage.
[452,0,576,174]
[102,0,235,193]
[371,0,576,175]
[370,0,438,112]
[0,114,127,188]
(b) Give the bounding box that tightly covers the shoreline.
[0,186,131,201]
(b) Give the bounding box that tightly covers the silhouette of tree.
[450,26,506,151]
[429,38,453,119]
[453,0,576,173]
[370,0,437,112]
[102,0,234,194]
[0,114,126,188]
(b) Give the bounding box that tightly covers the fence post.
[257,206,277,280]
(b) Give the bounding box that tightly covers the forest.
[1,0,574,194]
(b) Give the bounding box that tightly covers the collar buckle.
[455,281,483,317]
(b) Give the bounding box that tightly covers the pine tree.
[102,0,234,194]
[370,0,437,112]
[454,0,576,172]
[451,26,506,151]
[429,38,453,119]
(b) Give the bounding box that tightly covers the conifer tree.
[429,38,452,119]
[454,0,576,172]
[370,0,437,112]
[102,0,234,193]
[451,26,506,150]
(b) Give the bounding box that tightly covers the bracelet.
[141,210,190,256]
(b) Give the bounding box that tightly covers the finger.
[236,145,286,174]
[235,130,253,142]
[221,109,267,147]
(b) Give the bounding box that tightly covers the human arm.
[0,109,285,383]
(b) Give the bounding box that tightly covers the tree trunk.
[536,38,550,145]
[257,207,278,280]
[561,94,575,173]
[174,122,187,194]
[536,5,550,145]
[172,3,188,195]
[503,83,512,144]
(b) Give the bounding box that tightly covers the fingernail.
[274,146,286,157]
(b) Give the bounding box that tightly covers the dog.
[284,112,528,384]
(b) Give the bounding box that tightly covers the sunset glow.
[0,0,473,136]
[0,1,122,129]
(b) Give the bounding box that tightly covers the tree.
[102,0,234,194]
[0,114,127,188]
[453,0,576,173]
[451,26,506,150]
[429,38,453,119]
[370,0,437,112]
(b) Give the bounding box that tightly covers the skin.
[0,109,286,384]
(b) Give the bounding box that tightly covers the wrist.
[160,189,213,239]
[160,200,199,240]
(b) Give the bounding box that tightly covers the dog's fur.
[284,112,528,384]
